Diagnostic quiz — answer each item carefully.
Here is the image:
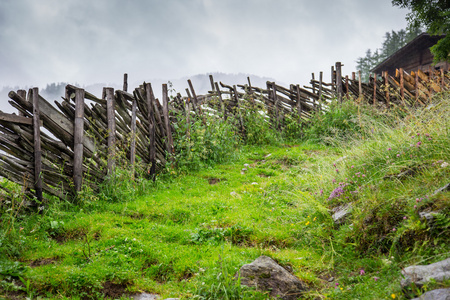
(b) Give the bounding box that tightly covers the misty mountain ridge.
[0,72,278,113]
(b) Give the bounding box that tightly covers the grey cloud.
[0,0,409,93]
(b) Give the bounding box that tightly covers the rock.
[411,288,450,300]
[237,255,307,300]
[419,211,439,222]
[131,294,179,300]
[401,258,450,288]
[132,294,158,300]
[331,203,353,225]
[432,183,450,196]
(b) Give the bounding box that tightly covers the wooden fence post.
[345,75,349,100]
[162,84,174,163]
[318,71,323,111]
[130,96,137,179]
[233,85,245,132]
[358,70,362,100]
[373,73,377,107]
[214,82,226,120]
[384,71,390,109]
[271,82,280,129]
[104,87,116,176]
[415,71,419,104]
[32,87,43,203]
[73,88,85,192]
[123,73,128,92]
[145,83,156,181]
[311,73,316,94]
[296,84,302,123]
[17,90,26,117]
[399,68,405,105]
[335,62,343,102]
[209,75,215,92]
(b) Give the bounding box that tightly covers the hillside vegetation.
[1,92,449,299]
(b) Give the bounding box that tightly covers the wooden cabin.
[371,33,448,76]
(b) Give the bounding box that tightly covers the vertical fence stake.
[73,88,85,192]
[32,87,43,204]
[271,82,280,129]
[296,84,302,123]
[399,68,405,105]
[318,72,323,111]
[335,62,343,103]
[17,90,26,116]
[214,82,226,120]
[415,71,419,105]
[162,84,174,164]
[345,75,349,100]
[123,73,128,92]
[358,70,362,101]
[384,71,390,109]
[145,83,156,181]
[373,73,377,107]
[130,96,137,179]
[104,87,116,176]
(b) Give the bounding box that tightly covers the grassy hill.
[1,92,449,299]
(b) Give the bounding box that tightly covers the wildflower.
[360,269,365,275]
[313,217,317,221]
[414,205,417,209]
[305,221,310,226]
[373,276,379,281]
[388,148,392,151]
[392,228,396,232]
[403,216,408,220]
[391,294,396,299]
[332,179,336,183]
[335,169,339,173]
[416,141,422,147]
[335,282,339,288]
[351,165,354,168]
[396,154,400,157]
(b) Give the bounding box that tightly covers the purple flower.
[403,216,408,220]
[351,165,354,168]
[392,228,396,232]
[396,154,400,157]
[332,179,336,183]
[373,276,379,281]
[335,169,339,173]
[360,269,365,275]
[388,148,392,151]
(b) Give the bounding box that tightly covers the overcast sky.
[0,0,409,93]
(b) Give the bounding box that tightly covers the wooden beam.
[123,73,128,92]
[162,84,174,163]
[32,87,43,203]
[145,83,156,181]
[105,87,116,175]
[73,88,85,192]
[335,62,343,102]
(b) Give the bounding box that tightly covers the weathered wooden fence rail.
[0,62,449,206]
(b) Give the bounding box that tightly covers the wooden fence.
[0,63,449,206]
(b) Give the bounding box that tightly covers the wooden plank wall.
[0,62,449,205]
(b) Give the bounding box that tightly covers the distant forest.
[356,25,422,82]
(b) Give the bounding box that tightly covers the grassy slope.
[1,93,450,299]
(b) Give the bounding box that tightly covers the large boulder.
[411,288,450,300]
[401,258,450,288]
[237,255,307,300]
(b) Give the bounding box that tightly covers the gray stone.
[237,255,307,300]
[331,203,353,224]
[401,258,450,288]
[131,294,179,300]
[411,288,450,300]
[433,183,450,196]
[419,211,439,222]
[132,294,158,300]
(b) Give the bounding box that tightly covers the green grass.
[1,93,450,299]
